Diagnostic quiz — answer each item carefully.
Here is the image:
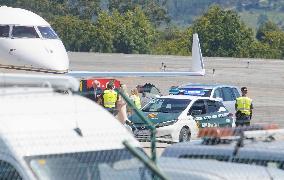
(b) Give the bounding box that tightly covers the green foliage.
[113,8,155,54]
[68,0,101,19]
[153,27,193,56]
[107,0,170,27]
[1,0,70,19]
[51,16,96,52]
[92,11,116,53]
[249,41,282,59]
[256,20,281,41]
[1,0,101,20]
[257,14,268,26]
[192,5,254,57]
[93,8,156,54]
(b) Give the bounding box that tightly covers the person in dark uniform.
[88,80,103,104]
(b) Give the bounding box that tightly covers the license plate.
[135,130,150,136]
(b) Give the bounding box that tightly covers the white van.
[0,74,141,180]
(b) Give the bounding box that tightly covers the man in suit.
[88,80,103,104]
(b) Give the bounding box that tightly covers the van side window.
[232,88,240,99]
[0,25,9,37]
[213,88,222,99]
[12,26,39,38]
[0,160,22,179]
[189,100,206,115]
[221,87,234,101]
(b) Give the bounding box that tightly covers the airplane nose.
[40,40,69,72]
[3,38,69,73]
[45,45,69,72]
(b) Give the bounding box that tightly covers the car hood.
[129,111,181,125]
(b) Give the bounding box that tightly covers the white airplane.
[0,6,205,77]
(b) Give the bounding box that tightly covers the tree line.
[2,0,284,59]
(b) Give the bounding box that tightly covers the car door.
[213,87,223,100]
[205,99,233,127]
[188,99,209,128]
[220,87,236,114]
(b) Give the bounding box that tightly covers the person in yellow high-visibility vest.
[130,88,141,109]
[102,82,118,115]
[235,87,253,126]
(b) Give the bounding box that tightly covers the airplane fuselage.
[0,6,205,77]
[0,6,69,73]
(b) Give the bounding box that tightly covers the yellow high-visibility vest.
[133,95,141,109]
[103,90,118,108]
[236,97,252,115]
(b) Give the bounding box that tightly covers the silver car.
[169,84,241,116]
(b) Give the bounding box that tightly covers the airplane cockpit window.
[0,25,9,37]
[38,26,58,39]
[12,26,39,38]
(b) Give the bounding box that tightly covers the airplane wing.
[67,33,205,78]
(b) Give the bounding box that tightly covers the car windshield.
[26,148,151,180]
[12,26,39,38]
[142,98,190,113]
[38,26,59,39]
[179,88,212,97]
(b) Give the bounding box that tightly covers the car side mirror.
[189,110,202,116]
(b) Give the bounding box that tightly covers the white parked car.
[129,95,234,143]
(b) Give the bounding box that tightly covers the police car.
[169,84,241,116]
[129,95,234,143]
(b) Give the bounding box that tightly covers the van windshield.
[26,148,151,180]
[142,98,190,113]
[38,26,58,39]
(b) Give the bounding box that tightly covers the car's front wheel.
[179,127,191,142]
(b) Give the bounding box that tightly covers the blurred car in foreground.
[161,125,284,170]
[169,84,241,116]
[129,95,234,143]
[158,158,284,180]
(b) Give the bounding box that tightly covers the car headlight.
[155,119,178,128]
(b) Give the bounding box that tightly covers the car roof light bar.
[0,73,80,92]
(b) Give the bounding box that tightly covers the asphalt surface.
[69,52,284,127]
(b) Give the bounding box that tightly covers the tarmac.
[69,52,284,127]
